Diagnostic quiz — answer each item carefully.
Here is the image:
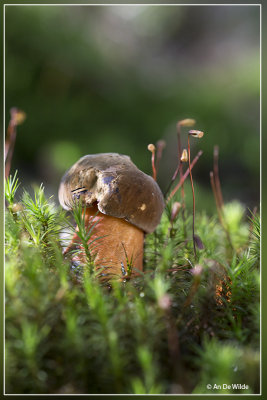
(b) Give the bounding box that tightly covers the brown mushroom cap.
[58,153,165,233]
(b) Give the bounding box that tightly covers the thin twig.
[148,144,157,181]
[177,122,187,230]
[5,115,18,178]
[210,146,234,251]
[213,145,224,209]
[5,108,26,178]
[155,140,166,171]
[166,150,203,204]
[210,172,221,216]
[210,171,234,250]
[164,162,182,198]
[188,135,196,258]
[152,151,156,181]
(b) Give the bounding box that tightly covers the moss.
[5,176,260,394]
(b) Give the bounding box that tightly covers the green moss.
[4,177,260,394]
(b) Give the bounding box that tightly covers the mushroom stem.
[68,204,144,279]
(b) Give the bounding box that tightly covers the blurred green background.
[5,4,260,211]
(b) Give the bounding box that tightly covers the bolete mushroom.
[58,153,164,279]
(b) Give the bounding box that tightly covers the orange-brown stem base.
[65,204,144,280]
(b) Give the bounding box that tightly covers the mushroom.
[58,153,164,279]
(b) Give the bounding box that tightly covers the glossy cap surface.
[58,153,165,233]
